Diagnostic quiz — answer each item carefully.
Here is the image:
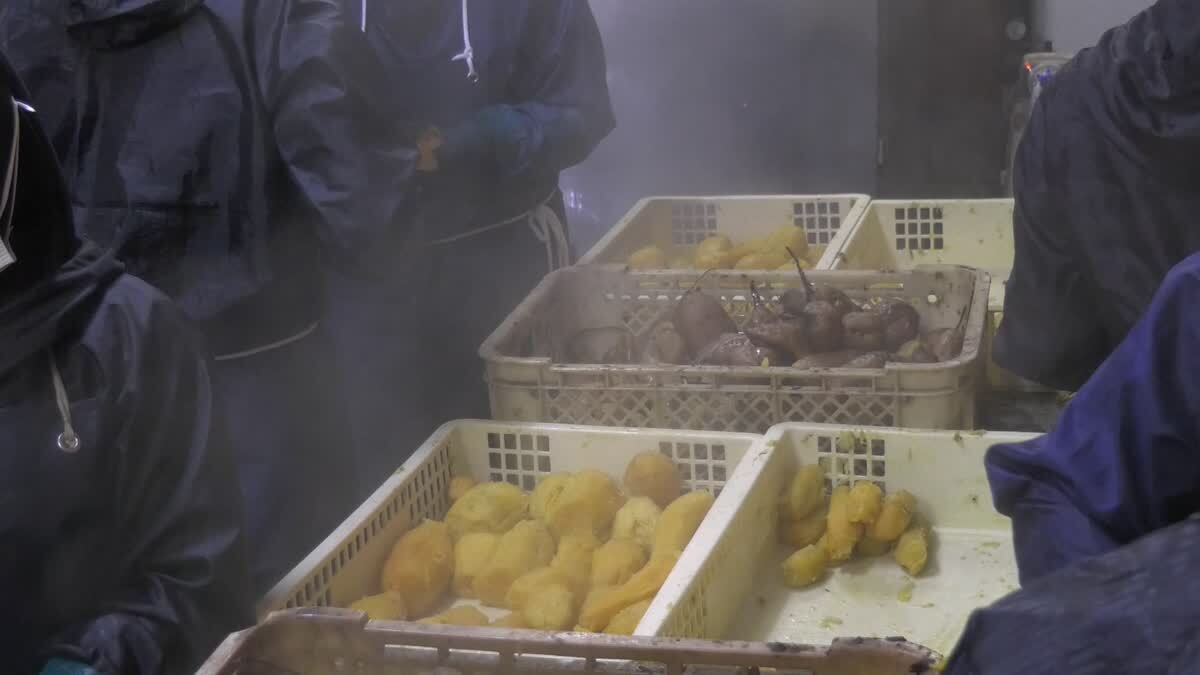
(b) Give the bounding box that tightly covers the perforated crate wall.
[279,441,454,611]
[668,197,849,248]
[892,205,946,252]
[536,386,900,434]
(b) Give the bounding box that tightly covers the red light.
[1024,62,1032,72]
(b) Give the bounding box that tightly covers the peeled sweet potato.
[612,497,662,551]
[847,482,884,525]
[869,490,917,542]
[603,599,653,635]
[592,539,649,588]
[380,520,453,617]
[522,584,578,630]
[551,532,598,596]
[530,473,571,524]
[446,482,529,539]
[653,491,715,559]
[453,532,501,598]
[543,470,625,540]
[785,464,826,520]
[894,521,931,576]
[474,520,556,607]
[577,553,679,632]
[825,486,864,562]
[507,566,574,611]
[623,452,682,508]
[779,506,828,549]
[781,543,829,588]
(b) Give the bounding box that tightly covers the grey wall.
[565,0,879,253]
[1032,0,1151,52]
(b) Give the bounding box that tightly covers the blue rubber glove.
[40,658,98,675]
[438,104,543,178]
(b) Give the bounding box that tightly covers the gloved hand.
[40,658,98,675]
[437,104,542,178]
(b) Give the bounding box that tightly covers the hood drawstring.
[49,353,79,453]
[360,0,367,32]
[451,0,478,82]
[528,203,571,272]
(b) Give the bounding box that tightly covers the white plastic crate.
[830,199,1012,311]
[644,423,1037,658]
[829,199,1040,391]
[481,265,989,433]
[257,419,758,630]
[579,195,870,269]
[200,608,939,674]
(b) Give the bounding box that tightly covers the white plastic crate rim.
[831,199,1014,312]
[643,423,1036,658]
[257,419,759,630]
[579,194,870,269]
[481,265,988,432]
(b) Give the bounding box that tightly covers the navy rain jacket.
[943,516,1200,675]
[0,54,250,675]
[0,0,417,355]
[996,0,1200,391]
[987,251,1200,585]
[356,0,614,241]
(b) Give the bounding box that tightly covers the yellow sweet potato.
[380,520,453,617]
[591,539,648,588]
[825,486,864,562]
[446,482,529,539]
[652,491,714,560]
[577,553,679,632]
[474,520,556,607]
[453,532,500,598]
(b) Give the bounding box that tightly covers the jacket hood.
[0,52,121,376]
[66,0,205,50]
[1094,0,1200,147]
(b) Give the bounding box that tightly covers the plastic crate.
[644,423,1036,659]
[199,608,939,675]
[480,265,988,433]
[578,195,870,269]
[829,199,1040,391]
[257,419,758,629]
